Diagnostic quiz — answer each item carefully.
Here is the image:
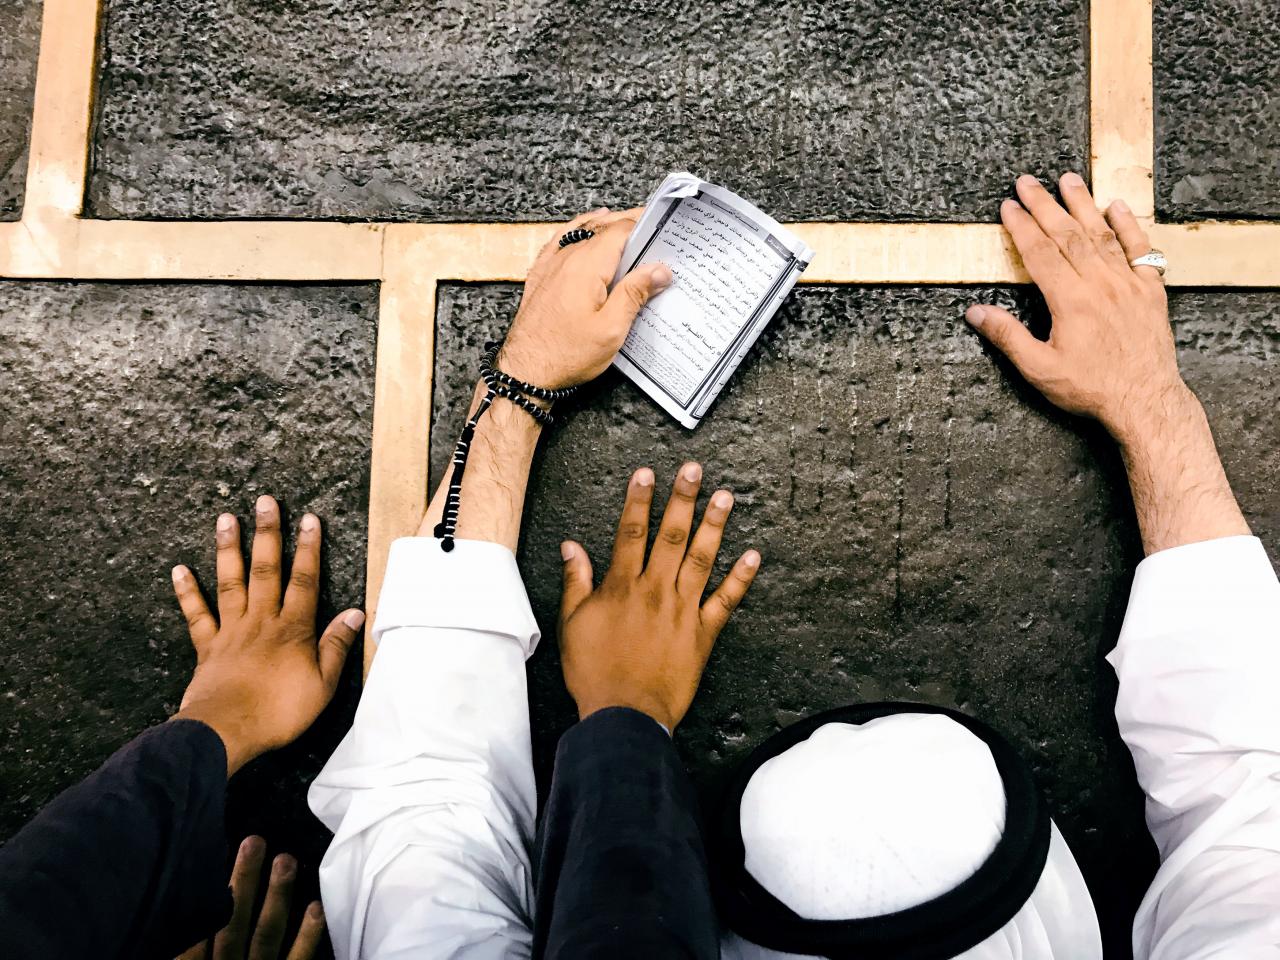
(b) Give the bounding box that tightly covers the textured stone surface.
[0,283,377,913]
[1155,0,1280,219]
[432,284,1279,956]
[89,0,1087,222]
[0,0,41,220]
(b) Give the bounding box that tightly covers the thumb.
[559,541,594,621]
[318,608,364,694]
[965,304,1055,382]
[601,262,673,328]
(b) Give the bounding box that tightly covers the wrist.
[1107,379,1200,455]
[495,342,573,392]
[172,698,262,777]
[578,697,678,733]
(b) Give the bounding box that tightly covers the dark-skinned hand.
[171,495,364,775]
[175,836,325,960]
[558,464,761,731]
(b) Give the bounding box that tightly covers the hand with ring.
[497,207,674,391]
[964,172,1188,449]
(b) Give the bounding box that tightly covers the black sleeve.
[0,719,233,960]
[533,706,718,960]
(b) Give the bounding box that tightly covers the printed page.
[610,173,813,428]
[619,196,801,402]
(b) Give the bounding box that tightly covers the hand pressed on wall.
[175,836,325,960]
[968,172,1251,555]
[497,207,674,389]
[965,172,1187,449]
[171,495,364,775]
[558,463,761,732]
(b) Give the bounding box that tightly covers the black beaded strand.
[434,341,577,552]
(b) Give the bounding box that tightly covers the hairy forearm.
[1114,383,1251,555]
[419,380,544,550]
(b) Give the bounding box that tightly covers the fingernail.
[241,836,265,855]
[561,541,575,561]
[650,263,673,290]
[274,855,297,880]
[307,901,325,922]
[712,490,734,510]
[634,467,654,487]
[965,305,986,328]
[1112,198,1130,214]
[1017,173,1039,187]
[255,495,272,514]
[342,609,365,630]
[217,514,234,533]
[1061,171,1085,188]
[171,565,187,582]
[682,462,702,483]
[300,513,319,533]
[744,550,761,569]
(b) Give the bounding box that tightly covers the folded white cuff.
[374,536,541,658]
[1112,535,1278,658]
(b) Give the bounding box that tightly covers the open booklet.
[610,172,814,429]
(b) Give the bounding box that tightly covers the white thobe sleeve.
[1109,535,1280,959]
[308,537,539,960]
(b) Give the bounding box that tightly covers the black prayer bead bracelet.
[434,341,577,552]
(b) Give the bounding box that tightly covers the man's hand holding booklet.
[610,172,814,429]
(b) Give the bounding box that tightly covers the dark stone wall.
[431,284,1280,957]
[89,0,1087,222]
[0,282,377,918]
[1155,0,1280,219]
[0,0,41,220]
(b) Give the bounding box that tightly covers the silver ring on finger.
[559,227,595,249]
[1128,248,1167,277]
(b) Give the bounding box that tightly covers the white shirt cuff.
[374,536,542,658]
[1112,535,1278,654]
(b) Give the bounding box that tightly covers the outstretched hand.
[498,207,673,390]
[965,172,1188,448]
[172,495,364,775]
[175,837,325,960]
[969,173,1250,554]
[558,464,761,731]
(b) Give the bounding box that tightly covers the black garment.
[0,719,231,960]
[533,707,719,960]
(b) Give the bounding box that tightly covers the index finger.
[534,207,611,262]
[1001,199,1075,306]
[1014,174,1097,273]
[248,495,283,611]
[607,468,655,581]
[215,513,246,621]
[575,213,641,275]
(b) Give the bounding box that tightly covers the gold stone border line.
[1090,0,1157,218]
[4,216,1280,288]
[2,0,1279,672]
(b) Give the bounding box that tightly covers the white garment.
[1109,535,1280,959]
[308,538,540,960]
[729,712,1102,960]
[309,534,1280,960]
[740,715,1009,920]
[720,825,1097,960]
